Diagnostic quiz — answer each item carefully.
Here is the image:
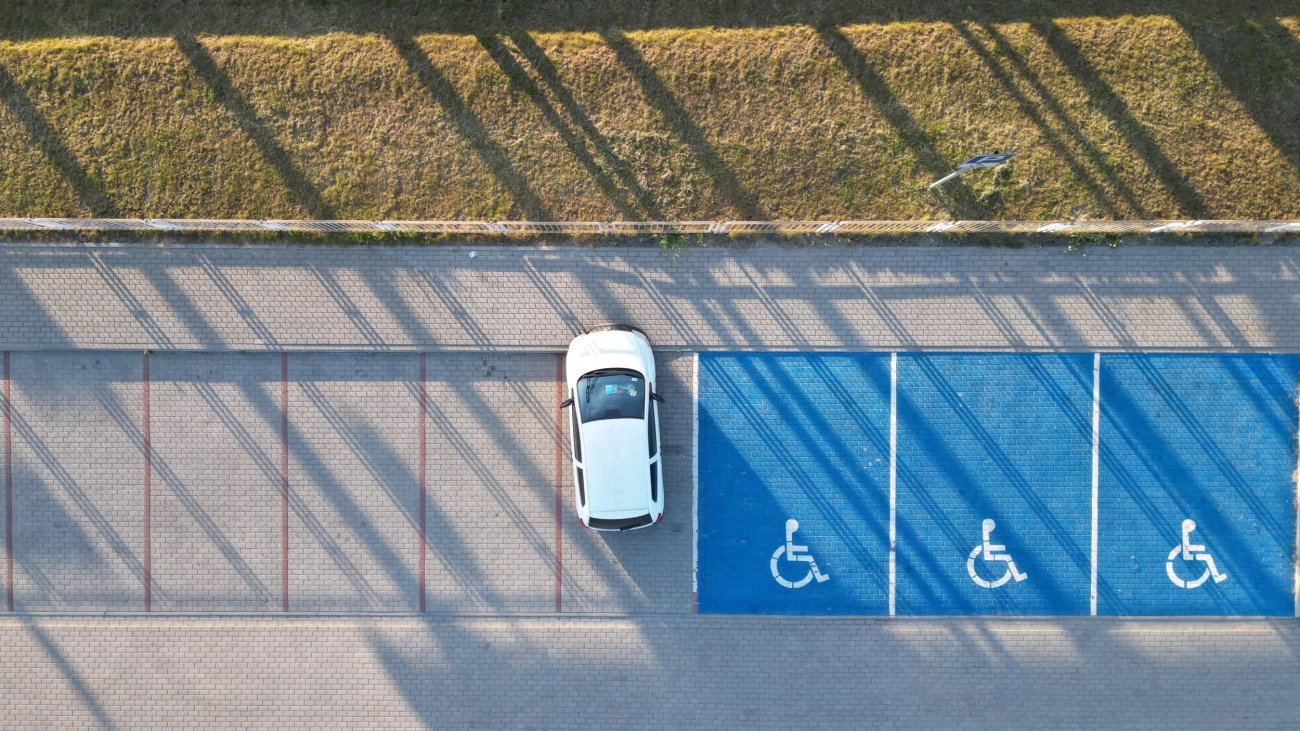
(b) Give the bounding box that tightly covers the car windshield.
[577,370,646,423]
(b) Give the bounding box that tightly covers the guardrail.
[1,218,1297,236]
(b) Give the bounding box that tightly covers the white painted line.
[1295,376,1299,618]
[889,352,898,617]
[1091,352,1101,616]
[692,352,700,612]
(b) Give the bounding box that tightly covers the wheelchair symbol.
[1166,519,1228,589]
[770,519,830,589]
[967,519,1028,589]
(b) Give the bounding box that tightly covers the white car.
[562,325,664,531]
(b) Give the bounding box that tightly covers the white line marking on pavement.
[1295,375,1299,618]
[890,352,897,617]
[693,352,700,613]
[1092,352,1101,616]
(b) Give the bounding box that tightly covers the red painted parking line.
[281,353,289,613]
[3,351,11,612]
[418,353,427,613]
[142,352,152,612]
[555,354,564,613]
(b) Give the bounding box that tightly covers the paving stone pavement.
[1,241,1299,727]
[8,352,144,612]
[286,353,422,613]
[0,242,1297,351]
[0,616,1297,730]
[1,350,696,616]
[148,353,282,612]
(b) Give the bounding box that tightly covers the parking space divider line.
[143,352,151,613]
[1092,353,1100,616]
[419,353,426,614]
[889,352,897,617]
[281,353,289,613]
[555,354,564,613]
[3,351,10,612]
[693,353,699,614]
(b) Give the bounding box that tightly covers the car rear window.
[577,370,646,423]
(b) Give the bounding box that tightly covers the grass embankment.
[0,3,1298,221]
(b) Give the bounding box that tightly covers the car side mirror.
[560,397,574,408]
[650,392,665,403]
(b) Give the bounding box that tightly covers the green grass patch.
[0,3,1297,220]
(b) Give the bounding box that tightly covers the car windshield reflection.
[577,369,646,423]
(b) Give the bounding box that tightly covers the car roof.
[579,417,651,515]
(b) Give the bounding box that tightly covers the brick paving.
[0,241,1298,727]
[0,242,1296,352]
[286,353,423,613]
[0,349,698,617]
[148,353,282,612]
[421,352,560,614]
[1,616,1297,729]
[8,352,145,612]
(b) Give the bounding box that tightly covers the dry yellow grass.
[0,11,1297,220]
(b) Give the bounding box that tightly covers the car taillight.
[656,512,662,523]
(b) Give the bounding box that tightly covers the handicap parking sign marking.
[1165,519,1228,589]
[771,519,831,589]
[1096,354,1298,616]
[895,354,1094,615]
[697,354,891,614]
[698,351,1299,618]
[967,519,1029,589]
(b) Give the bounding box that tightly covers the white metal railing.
[607,221,716,234]
[0,218,1295,236]
[714,221,837,234]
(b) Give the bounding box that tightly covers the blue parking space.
[895,354,1094,615]
[696,352,1299,617]
[1097,354,1299,616]
[697,354,891,614]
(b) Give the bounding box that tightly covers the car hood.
[566,330,655,388]
[581,418,651,515]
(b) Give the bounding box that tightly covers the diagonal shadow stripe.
[952,21,1134,218]
[815,25,985,220]
[478,34,642,220]
[91,365,274,605]
[20,620,119,730]
[173,33,334,219]
[1177,16,1300,201]
[386,31,553,220]
[602,29,765,220]
[508,31,663,219]
[1032,20,1209,217]
[0,60,119,216]
[8,391,146,593]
